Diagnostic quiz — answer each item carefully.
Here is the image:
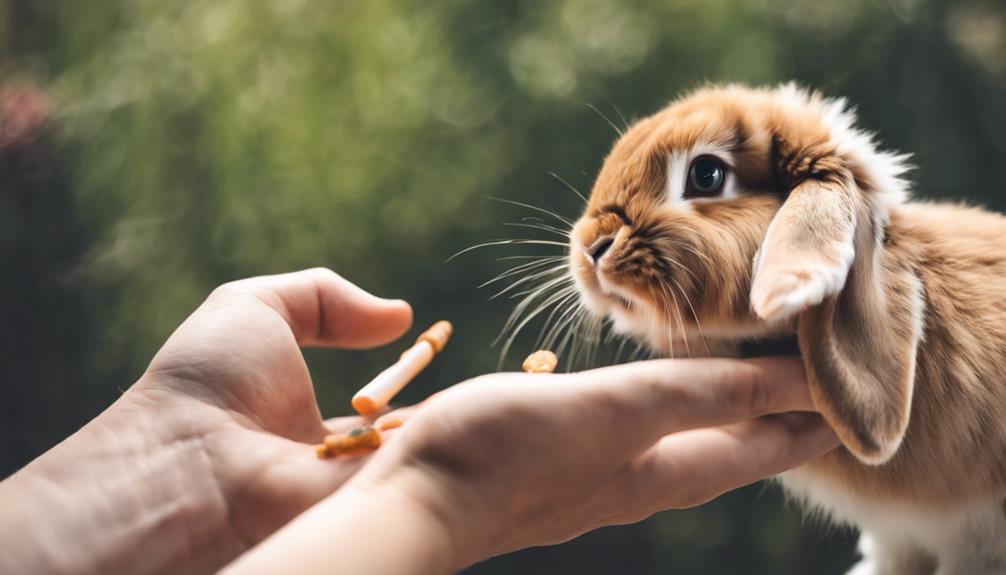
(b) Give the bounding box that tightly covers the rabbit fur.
[567,83,1006,574]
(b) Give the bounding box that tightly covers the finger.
[212,268,413,348]
[554,357,813,449]
[624,413,840,510]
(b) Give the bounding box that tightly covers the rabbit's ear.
[799,203,924,465]
[751,155,924,464]
[750,169,858,323]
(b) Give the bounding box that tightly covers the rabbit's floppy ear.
[751,147,924,465]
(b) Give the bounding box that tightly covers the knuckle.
[303,266,338,280]
[615,359,681,400]
[724,362,771,415]
[633,360,695,419]
[208,282,244,301]
[208,280,268,308]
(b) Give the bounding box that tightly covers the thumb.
[216,268,413,349]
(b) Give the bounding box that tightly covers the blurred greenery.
[2,0,1003,573]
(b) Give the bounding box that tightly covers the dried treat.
[415,320,453,353]
[522,350,558,374]
[316,425,383,458]
[352,320,453,415]
[376,415,405,431]
[318,321,453,460]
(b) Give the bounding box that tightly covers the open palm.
[134,269,413,547]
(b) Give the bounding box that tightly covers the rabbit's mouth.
[571,262,677,347]
[569,247,641,318]
[568,216,717,354]
[595,275,637,313]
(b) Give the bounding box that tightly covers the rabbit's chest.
[777,467,1006,571]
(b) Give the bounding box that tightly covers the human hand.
[374,358,838,565]
[229,356,839,574]
[137,268,413,540]
[0,268,412,575]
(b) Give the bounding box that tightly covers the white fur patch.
[779,469,1006,573]
[774,82,913,216]
[750,255,855,322]
[666,149,690,204]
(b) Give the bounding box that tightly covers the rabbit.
[566,83,1006,574]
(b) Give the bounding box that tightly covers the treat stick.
[351,320,453,415]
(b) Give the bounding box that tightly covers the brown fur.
[812,202,1006,502]
[569,84,1006,507]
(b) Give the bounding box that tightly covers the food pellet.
[523,350,558,374]
[316,425,383,458]
[376,416,405,431]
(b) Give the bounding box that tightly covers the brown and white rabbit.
[567,83,1006,574]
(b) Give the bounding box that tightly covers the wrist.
[0,388,241,575]
[224,477,459,575]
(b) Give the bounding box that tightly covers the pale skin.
[0,268,839,575]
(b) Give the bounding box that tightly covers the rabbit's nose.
[586,235,615,264]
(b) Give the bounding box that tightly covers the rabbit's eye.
[686,156,725,198]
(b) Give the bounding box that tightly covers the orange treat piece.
[318,426,383,457]
[377,416,405,431]
[416,320,453,352]
[351,320,453,415]
[523,350,558,374]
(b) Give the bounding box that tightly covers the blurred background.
[2,0,1004,572]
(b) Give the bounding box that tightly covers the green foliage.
[2,0,1003,572]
